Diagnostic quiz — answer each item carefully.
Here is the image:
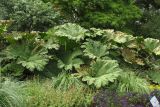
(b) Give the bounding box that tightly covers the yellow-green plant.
[117,71,150,94]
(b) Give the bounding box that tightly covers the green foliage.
[144,38,160,55]
[52,72,85,91]
[121,48,145,65]
[81,39,109,59]
[106,31,135,44]
[23,79,94,107]
[0,32,52,76]
[0,21,8,51]
[117,71,150,94]
[18,51,49,72]
[0,5,8,19]
[43,39,60,50]
[0,0,14,19]
[82,59,121,88]
[88,28,106,37]
[54,0,142,30]
[155,0,160,5]
[47,23,87,51]
[141,14,160,39]
[1,63,25,76]
[147,71,160,84]
[1,43,49,73]
[54,23,87,42]
[0,78,94,107]
[1,22,160,97]
[7,0,59,31]
[134,2,160,39]
[2,0,160,105]
[57,49,84,71]
[0,80,26,107]
[0,23,6,35]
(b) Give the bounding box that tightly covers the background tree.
[53,0,142,32]
[134,0,160,39]
[0,0,14,19]
[0,0,60,32]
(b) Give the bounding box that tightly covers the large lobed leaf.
[1,43,49,72]
[18,53,49,71]
[87,28,106,37]
[121,48,144,65]
[57,49,84,71]
[147,71,160,84]
[104,30,135,43]
[2,43,30,60]
[81,39,109,59]
[1,62,24,76]
[144,38,160,55]
[54,23,88,42]
[82,59,122,88]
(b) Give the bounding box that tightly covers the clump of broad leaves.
[1,22,160,94]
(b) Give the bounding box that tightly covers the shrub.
[3,0,59,32]
[141,13,160,39]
